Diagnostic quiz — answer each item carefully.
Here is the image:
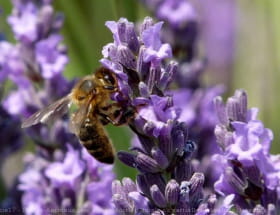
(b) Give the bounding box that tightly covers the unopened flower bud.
[117,151,136,168]
[150,184,167,208]
[122,177,137,193]
[189,173,204,197]
[113,194,134,215]
[151,147,169,169]
[165,179,180,205]
[136,152,161,173]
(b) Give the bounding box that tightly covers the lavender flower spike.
[213,89,280,212]
[102,17,209,214]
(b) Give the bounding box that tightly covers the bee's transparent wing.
[21,95,72,128]
[69,103,91,135]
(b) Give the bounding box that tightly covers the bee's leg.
[98,112,119,125]
[99,117,111,125]
[97,103,120,125]
[97,109,123,126]
[98,103,135,126]
[114,107,135,125]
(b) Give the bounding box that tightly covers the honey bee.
[22,67,131,164]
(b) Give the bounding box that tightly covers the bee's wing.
[69,103,91,135]
[21,94,72,128]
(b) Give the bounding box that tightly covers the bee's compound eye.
[79,79,94,93]
[103,73,115,85]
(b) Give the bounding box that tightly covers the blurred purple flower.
[8,2,38,44]
[1,0,72,147]
[1,3,70,146]
[45,147,85,188]
[2,0,68,89]
[2,87,40,117]
[0,41,30,88]
[200,0,236,85]
[19,147,116,215]
[157,0,196,28]
[0,1,84,212]
[0,42,13,82]
[140,0,236,86]
[35,35,68,79]
[174,85,224,129]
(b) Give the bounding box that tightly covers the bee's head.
[95,67,117,90]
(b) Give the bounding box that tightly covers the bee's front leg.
[97,103,135,126]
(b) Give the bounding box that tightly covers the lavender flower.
[101,14,278,215]
[138,1,227,191]
[139,0,198,62]
[213,90,280,212]
[101,16,210,214]
[2,0,69,115]
[1,0,73,147]
[139,0,236,86]
[0,1,116,214]
[112,173,205,215]
[156,0,196,28]
[19,147,116,214]
[0,41,30,88]
[35,34,68,79]
[7,1,39,44]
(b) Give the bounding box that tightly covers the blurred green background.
[0,0,280,183]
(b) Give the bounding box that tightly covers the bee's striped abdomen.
[78,118,114,164]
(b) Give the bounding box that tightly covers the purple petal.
[128,191,149,211]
